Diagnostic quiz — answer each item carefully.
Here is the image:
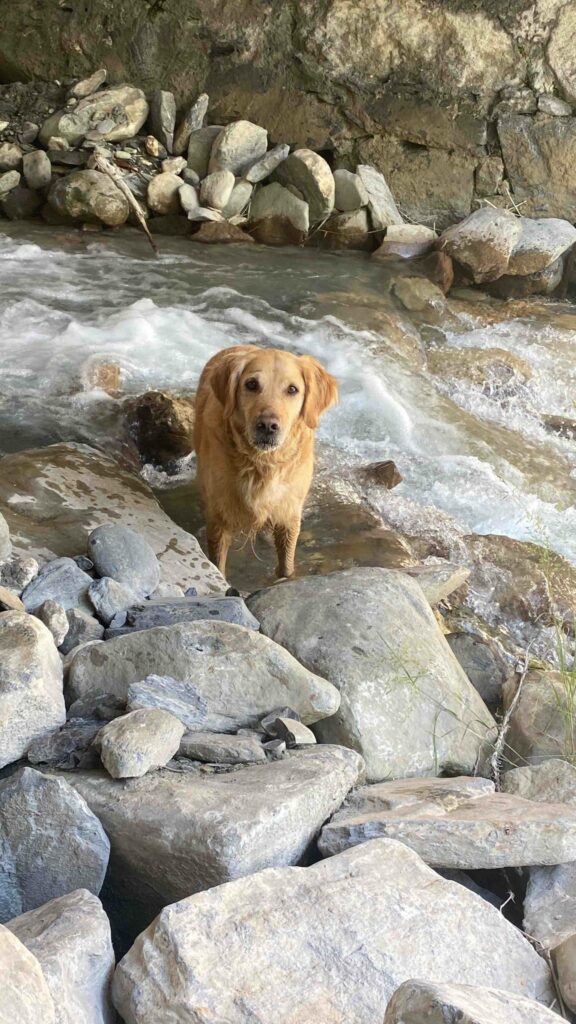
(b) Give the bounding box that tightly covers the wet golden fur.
[194,345,338,579]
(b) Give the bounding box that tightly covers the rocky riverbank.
[3,70,576,306]
[0,438,575,1022]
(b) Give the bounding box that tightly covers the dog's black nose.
[256,416,280,436]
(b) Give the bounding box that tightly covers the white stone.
[384,979,563,1024]
[96,709,185,779]
[276,148,334,222]
[0,924,55,1023]
[357,164,403,229]
[209,120,268,175]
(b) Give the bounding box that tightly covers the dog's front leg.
[273,518,301,579]
[206,520,232,578]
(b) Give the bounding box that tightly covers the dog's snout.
[256,415,280,435]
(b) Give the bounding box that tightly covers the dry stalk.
[92,149,158,255]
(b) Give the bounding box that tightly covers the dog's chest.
[238,467,294,524]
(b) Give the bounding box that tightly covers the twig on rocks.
[490,647,532,789]
[92,148,159,255]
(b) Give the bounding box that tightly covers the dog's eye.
[245,378,259,391]
[287,384,299,395]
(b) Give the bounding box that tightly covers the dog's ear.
[299,356,338,429]
[210,346,255,417]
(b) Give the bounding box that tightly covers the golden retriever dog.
[194,345,338,579]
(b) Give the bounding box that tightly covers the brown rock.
[358,460,403,489]
[497,114,576,219]
[426,346,533,386]
[124,391,195,467]
[419,251,454,294]
[0,586,25,612]
[542,415,576,440]
[191,221,254,244]
[317,209,373,251]
[82,361,122,397]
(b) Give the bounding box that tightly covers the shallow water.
[0,223,575,591]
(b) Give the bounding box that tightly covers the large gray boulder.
[48,171,129,227]
[148,89,176,153]
[208,120,268,175]
[7,889,115,1024]
[68,620,340,728]
[0,443,225,594]
[0,924,55,1024]
[247,568,496,781]
[275,148,334,222]
[187,125,222,177]
[96,709,185,778]
[0,768,110,922]
[0,611,65,769]
[112,839,552,1024]
[439,208,523,282]
[179,730,266,764]
[384,979,563,1024]
[319,778,576,869]
[88,523,160,597]
[39,84,148,146]
[48,746,362,936]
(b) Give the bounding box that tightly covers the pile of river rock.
[0,437,575,1023]
[2,70,576,306]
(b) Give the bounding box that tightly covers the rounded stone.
[88,523,160,597]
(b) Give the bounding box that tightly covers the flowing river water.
[1,223,575,646]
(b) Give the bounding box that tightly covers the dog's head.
[210,345,338,451]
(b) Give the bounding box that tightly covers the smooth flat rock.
[179,730,266,764]
[320,788,576,868]
[69,68,107,99]
[0,924,55,1024]
[275,148,334,222]
[68,620,340,729]
[0,611,65,769]
[22,556,92,613]
[106,595,259,637]
[247,568,496,781]
[439,208,522,283]
[97,709,185,779]
[0,443,225,594]
[384,979,563,1024]
[0,768,109,922]
[209,120,268,175]
[7,889,115,1024]
[49,746,362,936]
[88,523,160,598]
[222,178,253,218]
[112,838,553,1024]
[335,775,495,814]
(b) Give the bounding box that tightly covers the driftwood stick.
[92,149,158,255]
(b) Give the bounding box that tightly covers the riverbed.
[1,222,574,603]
